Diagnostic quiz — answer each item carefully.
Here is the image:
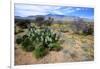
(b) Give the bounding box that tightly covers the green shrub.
[22,38,34,52]
[16,36,23,44]
[82,26,94,35]
[27,27,61,50]
[48,43,62,51]
[33,46,48,58]
[18,26,61,58]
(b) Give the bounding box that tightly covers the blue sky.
[15,4,94,19]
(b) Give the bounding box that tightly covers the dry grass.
[15,23,94,65]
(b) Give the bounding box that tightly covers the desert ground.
[15,22,94,65]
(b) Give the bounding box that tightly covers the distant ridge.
[15,14,93,22]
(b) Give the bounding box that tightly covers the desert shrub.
[33,46,48,58]
[45,17,54,26]
[35,16,45,26]
[59,24,69,33]
[48,43,62,51]
[22,37,34,52]
[71,19,94,35]
[88,26,94,35]
[19,25,61,58]
[82,24,94,35]
[16,36,23,44]
[35,16,54,27]
[16,19,31,29]
[22,35,28,40]
[27,26,60,49]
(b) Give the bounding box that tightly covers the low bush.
[16,36,23,44]
[22,38,34,52]
[71,22,94,35]
[16,25,62,58]
[82,25,94,35]
[33,46,48,58]
[48,43,62,51]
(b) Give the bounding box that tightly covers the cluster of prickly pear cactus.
[16,25,61,58]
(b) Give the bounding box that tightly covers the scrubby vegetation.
[33,46,48,58]
[15,16,94,64]
[16,36,23,44]
[15,19,31,29]
[16,25,61,58]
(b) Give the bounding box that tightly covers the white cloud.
[15,4,62,16]
[80,16,94,19]
[75,8,81,10]
[52,10,64,15]
[15,4,92,18]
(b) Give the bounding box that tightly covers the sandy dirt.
[15,31,94,65]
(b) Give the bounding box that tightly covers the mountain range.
[15,14,94,22]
